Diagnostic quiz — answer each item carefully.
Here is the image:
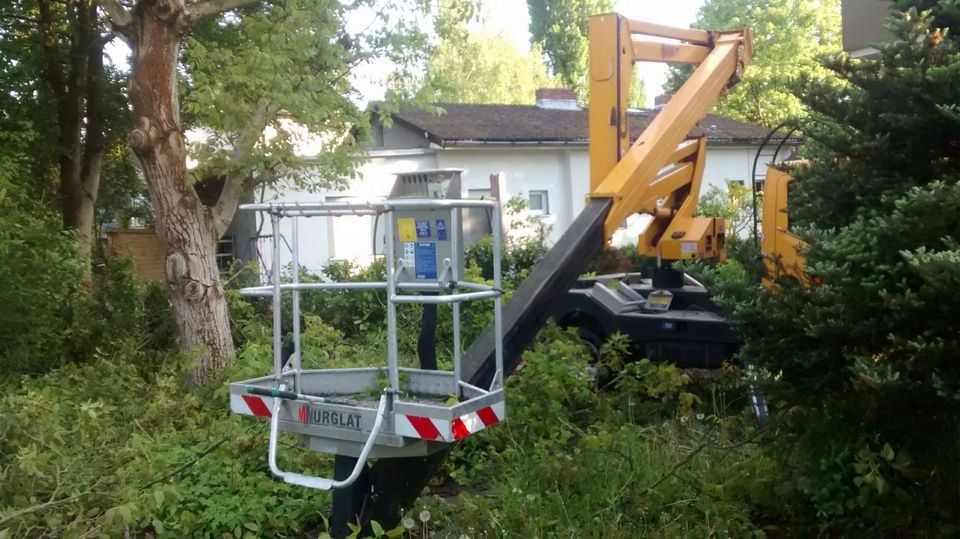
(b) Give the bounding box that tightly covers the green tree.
[84,0,432,384]
[698,181,752,238]
[527,0,613,101]
[419,31,555,105]
[0,1,141,265]
[628,75,648,109]
[724,6,960,530]
[666,0,841,127]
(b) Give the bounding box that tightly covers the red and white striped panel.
[230,393,274,418]
[396,401,505,442]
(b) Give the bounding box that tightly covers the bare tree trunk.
[127,0,235,384]
[76,31,107,264]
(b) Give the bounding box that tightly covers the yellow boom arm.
[588,13,752,262]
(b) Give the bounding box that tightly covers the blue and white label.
[436,219,447,240]
[415,220,431,238]
[414,242,437,279]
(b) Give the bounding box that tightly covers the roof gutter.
[440,137,802,148]
[442,139,588,148]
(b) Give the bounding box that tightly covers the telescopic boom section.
[588,13,752,261]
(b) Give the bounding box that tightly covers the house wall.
[437,148,572,243]
[257,142,784,275]
[378,121,432,150]
[105,229,167,281]
[259,151,438,273]
[842,0,892,56]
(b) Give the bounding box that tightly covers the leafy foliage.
[0,201,85,375]
[628,75,648,109]
[789,7,960,229]
[422,326,777,536]
[0,345,332,538]
[0,0,143,250]
[418,31,555,105]
[667,0,842,127]
[696,181,765,274]
[527,0,614,101]
[699,182,754,239]
[181,0,430,191]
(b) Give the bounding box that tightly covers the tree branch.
[98,0,131,30]
[186,0,260,22]
[211,101,278,237]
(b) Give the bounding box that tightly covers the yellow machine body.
[761,165,808,286]
[587,13,751,264]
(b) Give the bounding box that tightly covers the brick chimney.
[654,93,672,109]
[535,88,579,110]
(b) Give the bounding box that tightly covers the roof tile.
[393,103,782,146]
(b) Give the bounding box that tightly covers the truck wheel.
[578,326,604,363]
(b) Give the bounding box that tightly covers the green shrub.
[0,340,332,538]
[465,233,547,284]
[0,204,86,375]
[67,255,178,375]
[425,326,777,537]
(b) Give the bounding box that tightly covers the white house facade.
[259,94,794,273]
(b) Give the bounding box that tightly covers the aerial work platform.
[229,193,506,491]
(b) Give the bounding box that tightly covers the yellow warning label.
[398,218,417,242]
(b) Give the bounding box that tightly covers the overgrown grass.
[408,326,780,537]
[0,236,777,537]
[0,344,334,538]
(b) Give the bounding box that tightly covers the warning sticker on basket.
[436,219,447,240]
[415,242,437,279]
[398,218,417,242]
[416,220,431,238]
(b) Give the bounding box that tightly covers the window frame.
[528,189,549,215]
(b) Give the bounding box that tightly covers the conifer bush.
[723,6,960,531]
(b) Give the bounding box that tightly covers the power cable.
[139,422,264,492]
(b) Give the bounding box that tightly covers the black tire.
[577,325,604,363]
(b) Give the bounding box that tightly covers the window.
[468,188,491,199]
[528,190,549,215]
[753,165,767,193]
[216,236,235,275]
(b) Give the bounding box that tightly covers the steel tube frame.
[240,198,497,217]
[239,281,496,297]
[248,199,504,440]
[390,291,499,304]
[451,207,462,397]
[385,209,400,390]
[292,217,302,393]
[271,213,282,382]
[268,385,390,490]
[491,203,504,390]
